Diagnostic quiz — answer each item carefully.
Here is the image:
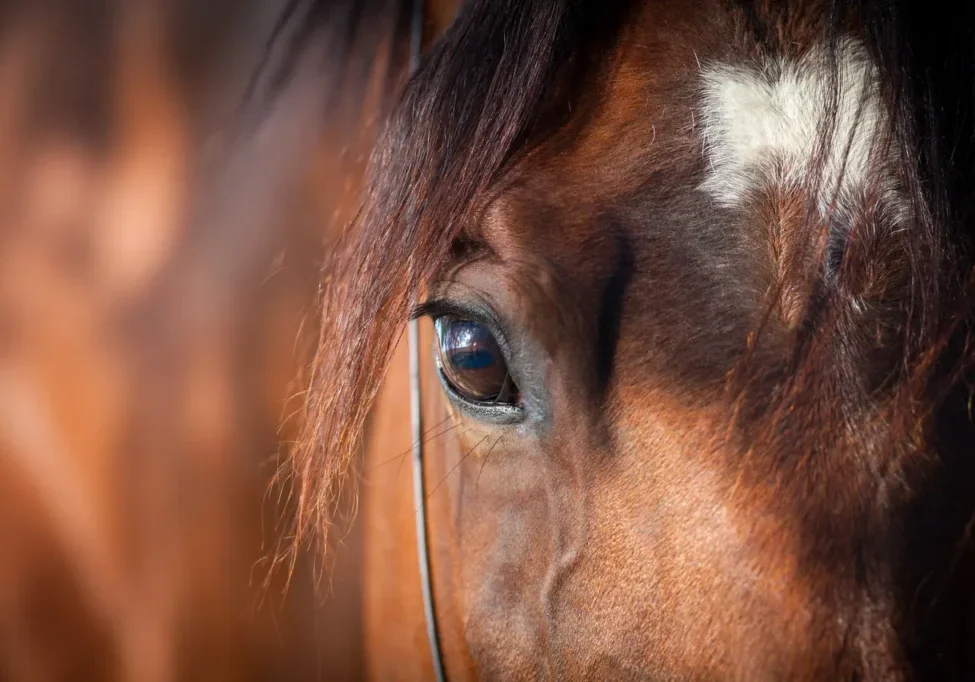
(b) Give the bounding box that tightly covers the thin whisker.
[419,435,489,512]
[365,415,455,473]
[397,424,470,483]
[367,423,462,477]
[476,436,503,488]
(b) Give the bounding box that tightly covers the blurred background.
[0,1,385,679]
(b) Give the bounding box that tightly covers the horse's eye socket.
[434,316,517,404]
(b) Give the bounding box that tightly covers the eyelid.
[433,357,526,424]
[413,298,476,322]
[422,301,527,424]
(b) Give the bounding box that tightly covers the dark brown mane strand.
[291,0,634,553]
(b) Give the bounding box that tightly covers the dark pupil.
[435,318,510,402]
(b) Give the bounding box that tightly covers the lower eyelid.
[435,368,526,424]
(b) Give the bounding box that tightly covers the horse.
[0,1,416,678]
[288,0,975,679]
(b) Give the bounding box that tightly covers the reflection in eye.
[434,316,517,404]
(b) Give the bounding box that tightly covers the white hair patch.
[698,41,897,216]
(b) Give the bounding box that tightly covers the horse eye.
[434,316,517,404]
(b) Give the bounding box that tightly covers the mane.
[292,0,975,572]
[290,0,633,553]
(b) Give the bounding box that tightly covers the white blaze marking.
[699,40,893,214]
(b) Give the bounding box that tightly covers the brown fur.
[0,1,417,679]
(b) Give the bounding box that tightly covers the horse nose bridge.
[535,434,594,671]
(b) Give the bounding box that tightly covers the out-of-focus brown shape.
[0,1,381,679]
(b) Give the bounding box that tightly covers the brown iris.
[434,316,516,404]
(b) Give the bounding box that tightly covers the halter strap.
[407,2,447,680]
